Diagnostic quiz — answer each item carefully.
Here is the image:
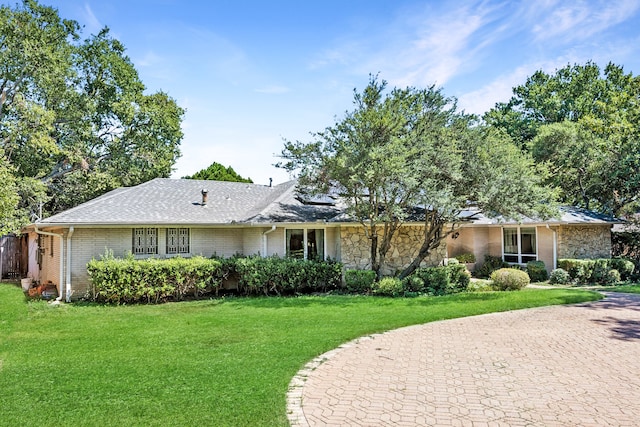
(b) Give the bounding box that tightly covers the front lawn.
[596,284,640,294]
[0,284,600,426]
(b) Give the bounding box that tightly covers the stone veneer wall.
[340,225,447,275]
[557,225,612,259]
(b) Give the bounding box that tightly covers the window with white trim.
[503,226,537,264]
[166,228,190,254]
[133,228,158,255]
[286,229,325,260]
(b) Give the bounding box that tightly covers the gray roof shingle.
[37,178,342,226]
[35,178,618,227]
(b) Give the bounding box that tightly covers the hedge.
[87,256,225,304]
[490,268,530,291]
[557,258,634,285]
[233,256,342,296]
[88,255,343,303]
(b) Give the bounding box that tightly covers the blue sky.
[45,0,640,185]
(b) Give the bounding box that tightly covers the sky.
[43,0,640,186]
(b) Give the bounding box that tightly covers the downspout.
[34,227,65,301]
[262,225,276,257]
[65,227,74,302]
[547,224,557,270]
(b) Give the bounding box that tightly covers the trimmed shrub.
[610,258,635,280]
[605,269,621,285]
[558,258,633,285]
[407,263,470,296]
[476,255,508,278]
[233,256,343,296]
[526,260,548,282]
[549,268,571,285]
[344,269,377,293]
[372,277,404,297]
[87,256,225,304]
[454,253,476,263]
[490,268,530,291]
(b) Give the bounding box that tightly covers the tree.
[485,62,640,216]
[279,77,555,278]
[184,162,253,183]
[0,1,184,230]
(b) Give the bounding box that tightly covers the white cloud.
[532,0,640,42]
[81,3,102,34]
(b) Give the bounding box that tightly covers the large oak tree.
[0,0,184,231]
[485,62,640,216]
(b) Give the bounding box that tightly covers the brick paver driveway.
[287,292,640,426]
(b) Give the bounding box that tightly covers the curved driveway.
[288,292,640,426]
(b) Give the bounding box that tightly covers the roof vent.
[201,189,208,206]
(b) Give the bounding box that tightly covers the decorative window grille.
[166,228,190,254]
[133,228,158,255]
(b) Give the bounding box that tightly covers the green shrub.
[454,253,476,263]
[476,255,508,278]
[407,263,470,296]
[372,277,404,297]
[403,275,425,292]
[344,269,377,293]
[87,256,225,304]
[605,269,621,285]
[233,256,343,296]
[610,258,635,280]
[490,268,530,291]
[558,258,633,285]
[88,255,344,303]
[526,260,548,282]
[549,268,571,285]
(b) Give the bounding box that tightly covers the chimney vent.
[201,189,208,206]
[269,177,273,187]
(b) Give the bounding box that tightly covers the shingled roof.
[36,178,344,226]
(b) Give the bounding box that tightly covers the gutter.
[262,225,276,257]
[65,227,74,302]
[34,226,65,302]
[546,224,557,270]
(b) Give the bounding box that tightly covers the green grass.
[596,283,640,294]
[0,283,601,426]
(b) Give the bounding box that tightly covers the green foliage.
[454,253,476,263]
[88,255,344,302]
[610,257,635,279]
[606,269,621,285]
[0,1,184,230]
[233,256,342,296]
[87,256,224,304]
[184,161,253,183]
[486,62,640,216]
[344,269,376,293]
[372,277,404,297]
[557,258,634,285]
[280,76,556,280]
[526,260,548,282]
[490,268,530,291]
[549,268,571,285]
[476,255,509,278]
[405,263,471,296]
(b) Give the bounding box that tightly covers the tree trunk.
[398,241,432,280]
[370,233,380,278]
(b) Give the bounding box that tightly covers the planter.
[21,278,32,291]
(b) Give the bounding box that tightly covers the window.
[286,229,325,260]
[133,228,158,255]
[503,227,537,264]
[166,228,190,254]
